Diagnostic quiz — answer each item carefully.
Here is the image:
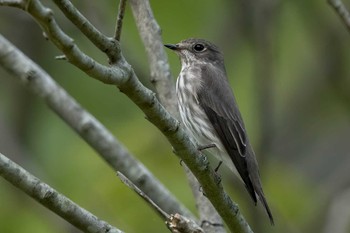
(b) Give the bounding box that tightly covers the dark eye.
[193,43,205,52]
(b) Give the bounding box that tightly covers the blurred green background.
[1,0,350,232]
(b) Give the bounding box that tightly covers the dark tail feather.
[256,190,274,225]
[244,180,258,204]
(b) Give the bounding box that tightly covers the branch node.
[166,213,204,233]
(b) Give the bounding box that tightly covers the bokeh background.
[1,0,350,232]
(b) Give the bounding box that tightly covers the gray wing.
[196,64,257,203]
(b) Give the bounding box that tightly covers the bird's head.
[165,38,224,66]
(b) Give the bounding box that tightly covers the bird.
[164,38,274,224]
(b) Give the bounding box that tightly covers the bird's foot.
[197,144,216,151]
[213,161,222,185]
[201,220,224,228]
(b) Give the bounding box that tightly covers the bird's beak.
[164,44,178,50]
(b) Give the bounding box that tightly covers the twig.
[0,34,194,221]
[51,0,112,51]
[117,172,170,219]
[0,152,123,233]
[29,0,124,84]
[328,0,350,33]
[114,0,127,41]
[117,172,204,233]
[51,0,122,63]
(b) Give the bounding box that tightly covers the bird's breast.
[176,69,221,150]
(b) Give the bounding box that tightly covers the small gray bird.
[165,38,274,224]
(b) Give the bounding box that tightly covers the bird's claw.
[201,220,224,228]
[197,144,216,151]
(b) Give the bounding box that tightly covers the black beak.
[164,44,178,50]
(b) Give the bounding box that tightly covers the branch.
[328,0,350,33]
[117,172,204,233]
[117,172,170,219]
[51,0,114,54]
[0,33,194,220]
[0,152,123,233]
[1,1,253,232]
[51,0,121,63]
[114,0,127,41]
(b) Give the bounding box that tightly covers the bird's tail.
[256,188,274,225]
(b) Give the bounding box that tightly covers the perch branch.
[51,0,122,63]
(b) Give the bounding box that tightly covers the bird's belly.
[177,91,223,151]
[177,87,238,174]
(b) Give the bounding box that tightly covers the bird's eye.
[193,43,205,52]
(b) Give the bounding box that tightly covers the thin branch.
[166,213,204,233]
[114,0,127,41]
[51,0,115,55]
[328,0,350,33]
[51,0,122,63]
[28,0,123,84]
[1,1,253,231]
[0,152,123,233]
[117,172,170,219]
[0,34,194,220]
[117,172,204,233]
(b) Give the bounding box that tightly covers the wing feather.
[197,64,257,202]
